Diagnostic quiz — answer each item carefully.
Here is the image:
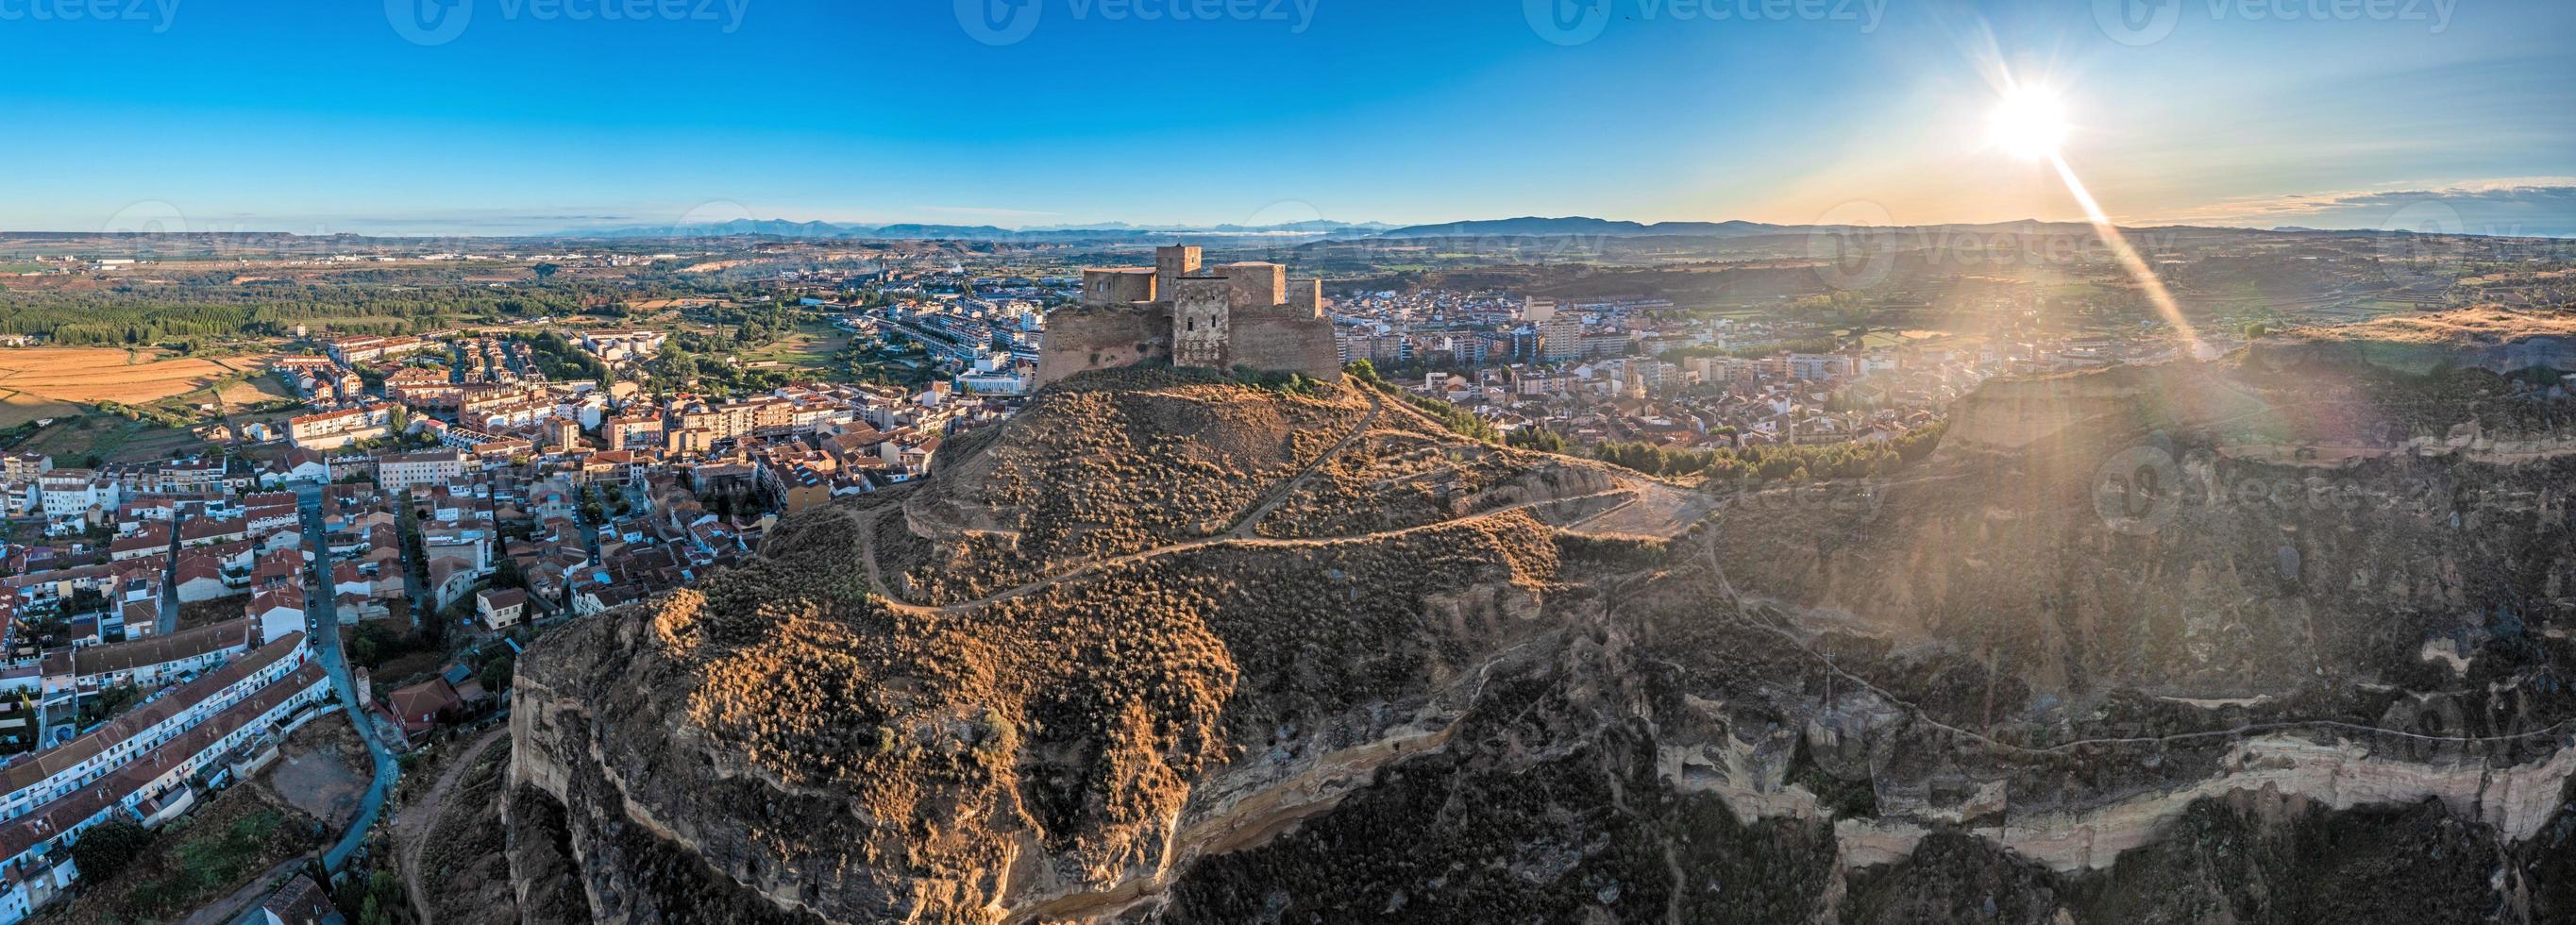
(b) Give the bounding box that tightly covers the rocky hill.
[507,340,2576,923]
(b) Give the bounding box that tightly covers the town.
[6,0,2570,918]
[0,229,2517,921]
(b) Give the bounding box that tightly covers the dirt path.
[396,726,510,923]
[848,383,1737,617]
[851,382,1717,618]
[1224,389,1383,539]
[863,483,1639,616]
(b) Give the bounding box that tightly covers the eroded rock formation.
[507,344,2576,923]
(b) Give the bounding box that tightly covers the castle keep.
[1034,244,1341,387]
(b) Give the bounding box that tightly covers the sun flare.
[1987,86,2069,160]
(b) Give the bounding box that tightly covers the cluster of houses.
[0,318,1046,918]
[0,459,318,655]
[1336,293,2221,454]
[254,332,1000,631]
[271,332,985,498]
[0,618,329,921]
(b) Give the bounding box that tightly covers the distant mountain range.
[558,214,2231,244]
[562,218,1396,242]
[1365,217,1793,238]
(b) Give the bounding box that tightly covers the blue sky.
[1,0,2568,235]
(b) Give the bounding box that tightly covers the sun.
[1987,85,2069,160]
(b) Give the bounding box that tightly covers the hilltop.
[507,366,1703,922]
[507,347,2576,923]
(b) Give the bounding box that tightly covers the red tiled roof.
[385,679,460,733]
[0,661,329,870]
[2,633,307,799]
[69,618,258,679]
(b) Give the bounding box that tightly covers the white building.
[376,449,467,494]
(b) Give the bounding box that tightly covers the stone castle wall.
[1228,307,1341,380]
[1039,245,1340,388]
[1035,304,1171,385]
[1220,261,1286,309]
[1083,268,1157,305]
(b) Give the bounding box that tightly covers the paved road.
[173,856,305,925]
[295,484,400,872]
[156,510,182,636]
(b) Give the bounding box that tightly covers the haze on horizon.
[2,0,2569,237]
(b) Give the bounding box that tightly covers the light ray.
[2046,152,2207,357]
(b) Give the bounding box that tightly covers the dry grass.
[0,346,277,406]
[417,734,518,925]
[259,714,372,829]
[36,784,321,924]
[2279,306,2576,346]
[896,368,1371,602]
[0,390,82,427]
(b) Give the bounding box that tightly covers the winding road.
[852,388,1681,616]
[295,484,400,873]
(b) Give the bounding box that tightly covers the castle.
[1033,244,1341,387]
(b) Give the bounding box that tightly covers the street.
[293,483,399,872]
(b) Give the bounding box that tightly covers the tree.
[532,262,560,279]
[492,553,526,591]
[70,818,154,882]
[1506,427,1568,453]
[479,653,515,692]
[359,870,403,925]
[65,586,108,616]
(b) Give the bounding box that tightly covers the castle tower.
[1170,276,1232,369]
[1154,245,1202,297]
[1038,242,1342,387]
[1219,261,1285,309]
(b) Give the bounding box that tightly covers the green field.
[739,320,854,370]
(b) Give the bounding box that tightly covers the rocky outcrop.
[2249,308,2576,377]
[509,353,2576,923]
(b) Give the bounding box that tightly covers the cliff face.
[511,353,2576,923]
[510,367,1663,922]
[2248,308,2576,377]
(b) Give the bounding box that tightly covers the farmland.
[0,346,276,412]
[0,346,295,462]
